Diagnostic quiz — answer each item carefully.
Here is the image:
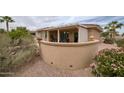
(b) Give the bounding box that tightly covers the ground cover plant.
[116,39,124,48]
[91,48,124,77]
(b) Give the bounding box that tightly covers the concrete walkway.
[15,43,117,77]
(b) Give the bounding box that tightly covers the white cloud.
[0,16,124,33]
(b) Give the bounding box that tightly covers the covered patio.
[35,24,102,70]
[36,24,97,43]
[45,27,78,43]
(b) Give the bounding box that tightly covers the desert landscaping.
[0,16,124,77]
[13,43,118,77]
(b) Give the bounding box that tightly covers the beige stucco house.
[36,24,102,70]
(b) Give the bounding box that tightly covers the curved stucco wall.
[39,40,99,70]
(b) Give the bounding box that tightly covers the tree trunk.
[109,32,112,39]
[111,32,114,39]
[6,21,9,32]
[112,30,116,39]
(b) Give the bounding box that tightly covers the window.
[74,32,78,42]
[49,31,57,42]
[60,31,69,42]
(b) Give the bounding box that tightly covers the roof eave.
[36,24,103,32]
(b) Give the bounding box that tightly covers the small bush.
[116,39,124,47]
[104,38,115,44]
[101,31,109,38]
[0,29,5,33]
[91,48,124,77]
[8,27,33,46]
[8,28,29,40]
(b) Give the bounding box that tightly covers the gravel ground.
[98,43,117,51]
[14,43,117,77]
[15,56,93,77]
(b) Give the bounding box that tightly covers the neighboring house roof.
[36,23,103,32]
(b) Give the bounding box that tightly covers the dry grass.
[0,33,37,76]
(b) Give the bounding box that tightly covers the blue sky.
[0,16,124,34]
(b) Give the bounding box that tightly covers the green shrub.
[8,27,33,46]
[0,29,5,33]
[91,48,124,77]
[8,29,29,40]
[104,38,115,44]
[116,39,124,47]
[101,31,109,38]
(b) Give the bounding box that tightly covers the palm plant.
[104,21,123,39]
[1,16,14,32]
[0,17,3,23]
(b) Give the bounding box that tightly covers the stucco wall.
[36,31,47,41]
[39,40,99,70]
[36,32,41,39]
[88,29,101,40]
[78,27,88,42]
